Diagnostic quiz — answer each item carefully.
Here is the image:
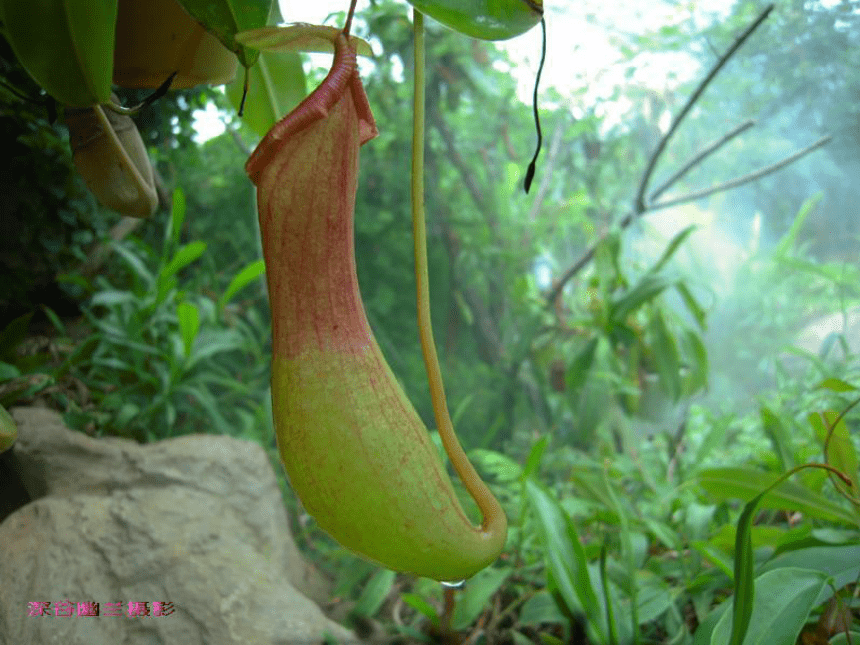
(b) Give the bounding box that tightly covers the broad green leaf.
[218,259,266,310]
[760,406,793,471]
[759,544,860,600]
[1,0,116,106]
[690,541,734,580]
[176,0,272,67]
[452,566,511,630]
[404,0,542,40]
[809,411,860,497]
[675,282,707,330]
[160,242,207,282]
[0,362,20,380]
[236,24,373,56]
[0,403,17,453]
[470,449,522,483]
[519,590,568,626]
[525,478,606,643]
[649,309,681,401]
[226,50,306,137]
[89,290,138,308]
[522,435,549,480]
[168,188,186,251]
[729,482,770,645]
[0,312,33,362]
[187,329,246,367]
[830,632,860,645]
[697,467,858,526]
[177,301,200,359]
[680,328,709,394]
[634,570,673,624]
[714,568,828,645]
[110,243,155,289]
[817,378,858,392]
[610,273,676,323]
[565,337,599,390]
[399,592,439,626]
[352,569,395,618]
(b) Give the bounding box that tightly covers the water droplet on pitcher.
[440,579,465,589]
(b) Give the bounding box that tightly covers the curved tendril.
[524,16,546,194]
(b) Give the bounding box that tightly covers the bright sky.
[193,0,737,141]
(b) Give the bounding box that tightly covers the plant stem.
[411,9,506,541]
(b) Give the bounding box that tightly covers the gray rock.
[0,407,358,645]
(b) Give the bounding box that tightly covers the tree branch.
[649,119,755,202]
[649,135,832,211]
[634,4,774,213]
[546,134,831,305]
[546,5,782,307]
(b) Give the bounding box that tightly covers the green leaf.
[218,259,266,311]
[759,544,860,597]
[0,403,17,453]
[160,241,207,282]
[697,467,858,526]
[0,312,33,362]
[809,411,860,497]
[168,187,186,251]
[0,362,20,381]
[451,567,510,630]
[175,0,272,67]
[235,24,374,56]
[774,193,822,258]
[649,309,681,402]
[727,482,763,645]
[566,338,598,390]
[610,273,676,323]
[715,568,828,645]
[399,592,439,626]
[1,0,116,106]
[519,590,568,626]
[675,282,707,330]
[522,436,549,480]
[351,569,395,619]
[225,51,306,137]
[816,378,857,392]
[404,0,542,40]
[690,541,734,581]
[177,301,200,359]
[525,478,606,642]
[760,406,793,471]
[650,224,696,274]
[470,449,522,483]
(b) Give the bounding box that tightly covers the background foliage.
[1,0,858,643]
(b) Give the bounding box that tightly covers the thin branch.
[546,5,777,308]
[649,118,756,202]
[649,135,832,211]
[430,104,489,216]
[545,135,832,306]
[634,4,774,212]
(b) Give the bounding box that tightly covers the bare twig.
[635,4,774,212]
[649,118,755,202]
[546,5,779,307]
[545,134,831,305]
[430,103,488,216]
[649,135,832,211]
